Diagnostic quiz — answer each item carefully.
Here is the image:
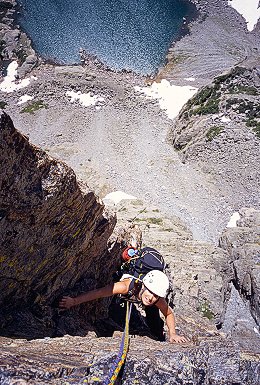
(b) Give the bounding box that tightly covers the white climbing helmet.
[142,270,169,298]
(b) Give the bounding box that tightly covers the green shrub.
[0,40,6,55]
[226,99,259,120]
[185,83,220,117]
[146,217,163,225]
[196,86,213,104]
[212,67,246,88]
[238,101,255,114]
[206,126,223,141]
[213,73,230,86]
[199,301,214,320]
[225,98,241,109]
[195,99,220,115]
[246,119,260,138]
[21,100,48,114]
[229,85,258,96]
[181,67,254,120]
[231,67,247,76]
[134,217,163,225]
[0,101,7,109]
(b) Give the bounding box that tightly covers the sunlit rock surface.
[0,330,259,385]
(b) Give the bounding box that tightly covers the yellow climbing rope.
[104,301,132,385]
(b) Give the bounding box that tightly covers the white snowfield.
[0,61,37,93]
[228,0,260,31]
[103,191,137,205]
[66,90,105,107]
[134,79,198,120]
[17,95,34,105]
[220,116,231,123]
[184,77,196,82]
[226,212,241,227]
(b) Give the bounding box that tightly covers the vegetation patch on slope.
[21,100,49,114]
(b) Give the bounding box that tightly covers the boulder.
[17,54,38,77]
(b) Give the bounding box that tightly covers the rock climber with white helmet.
[59,266,187,344]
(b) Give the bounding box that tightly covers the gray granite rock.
[219,208,260,327]
[0,333,259,385]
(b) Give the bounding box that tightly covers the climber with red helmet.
[59,268,187,343]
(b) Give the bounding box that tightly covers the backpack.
[114,246,166,283]
[113,246,166,303]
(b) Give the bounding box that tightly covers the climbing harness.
[103,301,132,385]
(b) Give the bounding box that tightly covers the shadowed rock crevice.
[0,111,121,339]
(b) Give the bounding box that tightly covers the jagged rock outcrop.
[0,0,38,76]
[219,208,260,327]
[0,111,121,338]
[170,66,260,154]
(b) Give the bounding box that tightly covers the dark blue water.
[18,0,196,74]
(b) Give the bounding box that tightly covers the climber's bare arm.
[156,298,188,343]
[59,279,131,309]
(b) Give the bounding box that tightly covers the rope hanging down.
[103,301,132,385]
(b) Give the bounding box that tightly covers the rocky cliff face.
[0,112,259,384]
[115,200,259,337]
[0,111,120,338]
[1,0,259,382]
[113,199,233,331]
